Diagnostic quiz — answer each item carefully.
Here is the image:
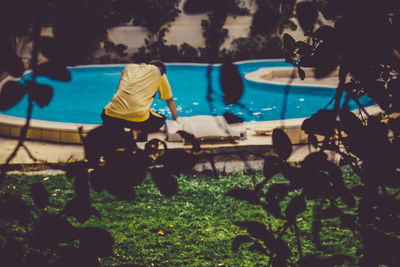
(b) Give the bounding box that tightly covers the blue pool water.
[1,59,373,124]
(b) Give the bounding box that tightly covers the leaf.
[226,189,260,204]
[79,227,114,257]
[301,152,328,170]
[177,130,200,153]
[297,254,323,267]
[163,149,198,174]
[35,61,71,81]
[263,155,284,179]
[263,201,283,219]
[144,138,164,154]
[295,41,313,55]
[297,67,306,80]
[283,33,296,53]
[249,242,267,254]
[220,60,244,105]
[27,81,53,107]
[0,81,26,111]
[307,134,318,148]
[268,238,291,259]
[232,235,253,252]
[0,193,32,225]
[340,189,356,208]
[295,1,318,34]
[324,255,353,266]
[151,167,178,197]
[235,221,274,244]
[31,214,78,248]
[37,37,57,59]
[30,182,49,209]
[313,25,336,42]
[251,6,280,36]
[272,128,292,160]
[339,108,365,137]
[265,183,290,203]
[301,109,337,137]
[285,195,306,223]
[319,205,342,219]
[61,197,101,223]
[223,112,243,124]
[183,0,214,14]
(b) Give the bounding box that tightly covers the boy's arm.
[166,97,178,120]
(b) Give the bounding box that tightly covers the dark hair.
[149,60,166,75]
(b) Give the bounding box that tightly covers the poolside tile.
[61,131,82,144]
[0,124,10,136]
[42,129,61,143]
[10,126,22,138]
[26,128,42,140]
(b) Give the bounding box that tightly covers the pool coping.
[0,64,383,147]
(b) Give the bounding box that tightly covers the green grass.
[1,168,362,266]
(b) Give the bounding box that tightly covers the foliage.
[226,35,286,61]
[252,0,297,36]
[223,0,400,266]
[1,170,364,266]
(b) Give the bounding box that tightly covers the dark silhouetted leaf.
[263,201,283,219]
[226,189,259,204]
[251,6,280,36]
[27,81,53,107]
[162,149,198,174]
[272,128,292,160]
[263,155,284,179]
[79,227,114,257]
[266,183,290,203]
[232,235,253,252]
[224,112,243,124]
[297,254,323,267]
[35,61,71,81]
[151,167,178,197]
[313,25,336,42]
[235,221,274,244]
[301,109,337,137]
[0,81,26,111]
[0,238,24,267]
[301,151,328,170]
[220,60,243,105]
[30,182,49,209]
[144,138,165,155]
[31,214,78,248]
[177,130,200,153]
[319,205,342,219]
[283,33,296,53]
[339,107,365,137]
[249,242,267,254]
[295,41,313,55]
[268,238,291,259]
[324,254,353,266]
[285,195,306,223]
[0,193,31,225]
[183,0,214,14]
[61,197,101,223]
[308,134,318,148]
[295,1,318,34]
[298,67,306,80]
[340,190,356,208]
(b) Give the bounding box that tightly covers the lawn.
[1,168,361,266]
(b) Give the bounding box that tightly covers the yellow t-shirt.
[104,63,172,122]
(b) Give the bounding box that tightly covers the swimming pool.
[0,59,373,124]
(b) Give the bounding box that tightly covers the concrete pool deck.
[0,67,382,171]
